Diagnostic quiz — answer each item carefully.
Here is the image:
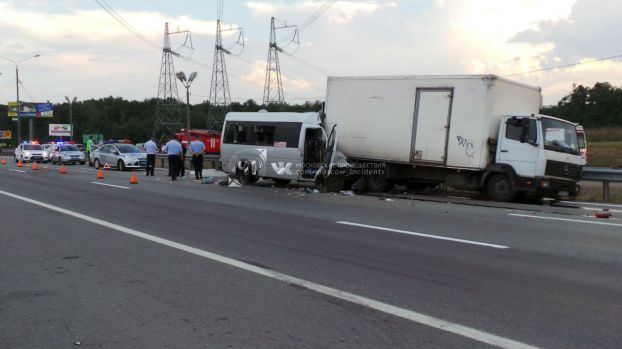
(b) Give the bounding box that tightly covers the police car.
[14,143,50,163]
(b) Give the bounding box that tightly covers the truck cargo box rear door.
[411,89,453,163]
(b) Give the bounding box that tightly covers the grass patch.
[586,142,622,167]
[577,182,622,203]
[586,127,622,142]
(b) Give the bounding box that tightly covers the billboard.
[8,102,54,118]
[0,130,11,140]
[49,124,72,137]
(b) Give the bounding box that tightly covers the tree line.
[541,82,622,128]
[0,81,620,146]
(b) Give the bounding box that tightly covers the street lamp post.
[175,71,198,146]
[0,54,40,143]
[65,96,77,142]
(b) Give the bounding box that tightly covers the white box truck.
[220,75,586,201]
[320,74,586,201]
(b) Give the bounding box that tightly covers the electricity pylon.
[263,17,298,105]
[153,22,189,142]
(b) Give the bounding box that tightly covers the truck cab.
[488,114,586,201]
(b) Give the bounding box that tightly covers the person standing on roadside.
[189,138,205,180]
[178,140,187,178]
[86,136,94,165]
[143,137,158,176]
[165,136,182,181]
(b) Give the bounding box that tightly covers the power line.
[280,50,331,76]
[19,81,41,102]
[94,0,159,49]
[299,0,337,32]
[504,53,622,77]
[0,78,16,91]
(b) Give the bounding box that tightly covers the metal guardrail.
[581,166,622,202]
[155,154,221,171]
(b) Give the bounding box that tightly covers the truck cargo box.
[324,75,542,170]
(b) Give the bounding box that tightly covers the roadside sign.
[0,130,12,140]
[7,101,54,118]
[49,124,72,137]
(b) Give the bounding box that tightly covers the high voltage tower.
[263,17,299,105]
[208,0,244,130]
[153,22,190,142]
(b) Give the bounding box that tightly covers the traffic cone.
[97,167,104,179]
[60,163,67,174]
[17,159,23,168]
[130,171,138,184]
[32,161,38,171]
[1,159,6,165]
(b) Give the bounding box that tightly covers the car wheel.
[93,159,101,169]
[118,160,126,171]
[486,174,516,202]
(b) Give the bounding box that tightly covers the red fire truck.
[175,129,221,154]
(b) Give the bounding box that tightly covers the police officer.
[189,139,206,180]
[164,136,182,181]
[143,137,158,176]
[86,136,94,165]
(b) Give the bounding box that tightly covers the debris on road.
[339,190,356,196]
[595,209,612,219]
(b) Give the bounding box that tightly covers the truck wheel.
[366,175,391,192]
[486,174,516,202]
[324,175,345,192]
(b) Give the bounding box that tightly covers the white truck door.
[411,89,453,163]
[496,117,539,177]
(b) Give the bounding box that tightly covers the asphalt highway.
[1,159,621,348]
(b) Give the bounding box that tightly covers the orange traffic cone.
[60,163,67,174]
[130,171,138,184]
[32,161,38,171]
[97,167,104,179]
[17,159,23,168]
[1,159,6,165]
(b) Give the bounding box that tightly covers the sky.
[0,0,620,106]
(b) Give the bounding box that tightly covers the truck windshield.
[542,118,580,155]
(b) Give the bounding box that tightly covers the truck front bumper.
[513,176,580,199]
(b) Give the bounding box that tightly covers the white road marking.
[0,188,537,349]
[90,182,131,190]
[561,201,622,208]
[509,213,622,227]
[9,169,26,173]
[581,207,622,213]
[336,221,509,249]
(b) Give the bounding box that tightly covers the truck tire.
[324,175,345,192]
[366,175,391,192]
[486,174,516,202]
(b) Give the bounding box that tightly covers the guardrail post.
[603,181,610,203]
